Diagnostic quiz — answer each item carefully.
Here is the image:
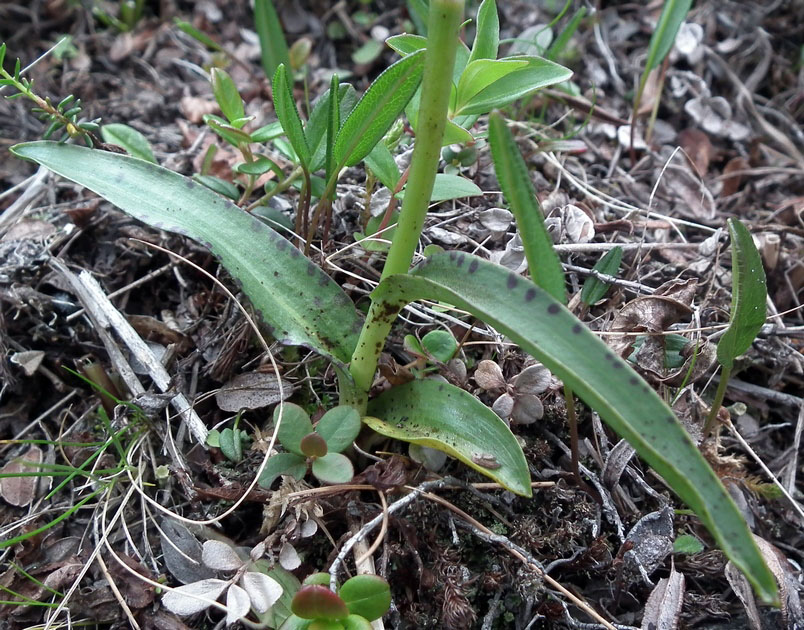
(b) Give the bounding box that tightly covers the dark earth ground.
[0,1,803,628]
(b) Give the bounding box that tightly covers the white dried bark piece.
[641,567,685,630]
[216,372,294,412]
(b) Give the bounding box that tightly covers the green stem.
[703,365,731,437]
[349,0,464,402]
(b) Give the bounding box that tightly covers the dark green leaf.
[370,252,777,603]
[11,143,363,366]
[420,330,457,363]
[315,406,361,453]
[258,452,307,488]
[210,68,245,125]
[580,246,623,305]
[339,575,391,621]
[366,380,531,496]
[254,0,290,78]
[273,64,311,167]
[488,111,565,303]
[219,428,243,462]
[101,124,156,163]
[334,50,425,168]
[717,218,767,369]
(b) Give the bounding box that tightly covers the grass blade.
[366,380,531,496]
[334,50,425,168]
[254,0,290,79]
[645,0,693,74]
[11,142,362,367]
[488,111,565,303]
[372,252,777,604]
[716,218,767,369]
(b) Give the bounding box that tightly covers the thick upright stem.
[348,0,464,401]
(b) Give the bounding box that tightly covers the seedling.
[280,573,391,630]
[258,404,362,487]
[6,0,778,606]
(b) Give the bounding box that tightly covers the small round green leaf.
[315,406,361,453]
[303,573,332,586]
[300,432,328,458]
[311,453,354,484]
[674,534,704,555]
[421,330,458,363]
[291,585,349,620]
[276,403,314,455]
[341,615,373,630]
[339,575,391,621]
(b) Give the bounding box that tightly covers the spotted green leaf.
[717,218,767,369]
[11,142,363,367]
[371,252,776,603]
[334,50,425,168]
[488,111,565,303]
[366,379,531,496]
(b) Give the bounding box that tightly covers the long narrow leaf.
[716,218,767,369]
[645,0,693,73]
[254,0,290,79]
[467,0,499,64]
[11,142,362,367]
[334,50,426,168]
[488,111,565,303]
[366,380,531,496]
[371,252,777,604]
[272,64,310,168]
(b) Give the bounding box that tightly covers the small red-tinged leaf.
[291,585,349,620]
[339,575,391,621]
[303,573,332,586]
[300,432,328,458]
